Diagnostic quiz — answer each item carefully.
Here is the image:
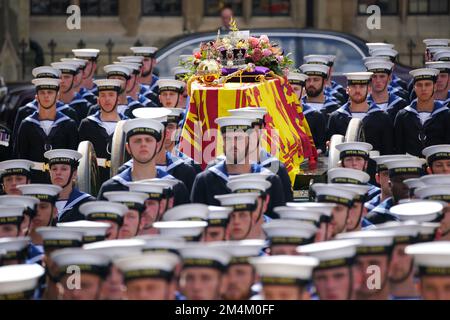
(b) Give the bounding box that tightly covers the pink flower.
[263,49,272,57]
[277,55,284,63]
[249,37,260,49]
[260,35,270,44]
[252,48,263,62]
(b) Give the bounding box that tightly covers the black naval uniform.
[259,150,294,203]
[68,92,92,121]
[14,111,79,183]
[97,166,190,206]
[394,100,450,156]
[301,103,327,152]
[190,160,286,218]
[78,111,128,184]
[367,93,408,123]
[327,102,395,155]
[57,188,95,223]
[301,96,341,124]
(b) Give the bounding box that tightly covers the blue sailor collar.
[403,100,448,118]
[70,92,89,106]
[24,110,71,127]
[87,110,127,128]
[259,149,278,167]
[112,166,174,186]
[336,102,382,118]
[57,188,92,220]
[157,152,185,172]
[368,93,404,110]
[208,160,266,182]
[370,197,396,217]
[26,99,65,110]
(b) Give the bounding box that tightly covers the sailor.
[394,68,450,156]
[249,255,318,300]
[114,251,179,300]
[162,203,209,222]
[405,241,450,300]
[298,239,361,300]
[209,239,265,300]
[56,220,109,244]
[334,142,377,185]
[96,117,189,205]
[425,61,450,107]
[190,116,286,218]
[152,220,207,242]
[51,60,92,120]
[171,66,190,110]
[177,244,230,300]
[369,46,409,91]
[72,48,101,105]
[0,159,34,195]
[103,191,149,239]
[14,78,79,183]
[287,70,308,99]
[327,72,394,155]
[311,183,357,238]
[204,206,232,242]
[51,248,110,300]
[403,178,425,199]
[333,184,371,232]
[299,63,341,123]
[422,144,450,174]
[0,237,30,266]
[44,149,94,223]
[79,201,128,240]
[156,78,186,109]
[364,157,427,225]
[263,219,317,255]
[0,205,27,238]
[79,79,128,184]
[0,195,39,237]
[12,66,79,143]
[365,59,408,122]
[0,264,45,300]
[129,46,160,92]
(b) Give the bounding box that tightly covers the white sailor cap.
[83,239,145,259]
[370,48,398,59]
[403,178,425,191]
[405,241,450,276]
[0,195,39,211]
[287,71,308,85]
[32,66,61,79]
[123,118,165,142]
[50,62,79,74]
[179,244,231,270]
[0,205,25,225]
[131,107,171,122]
[113,62,141,73]
[114,251,179,281]
[227,179,271,194]
[172,66,190,80]
[390,200,444,223]
[208,239,265,264]
[214,193,260,212]
[433,49,450,61]
[274,206,326,225]
[335,142,372,159]
[0,159,34,177]
[299,63,329,77]
[285,202,335,222]
[93,79,123,92]
[303,55,328,65]
[333,184,371,202]
[384,158,426,177]
[31,78,61,91]
[156,79,185,92]
[44,149,82,167]
[79,201,128,224]
[56,221,110,243]
[228,172,272,182]
[263,219,318,246]
[166,108,185,123]
[16,184,62,203]
[423,39,450,47]
[139,178,179,190]
[103,64,132,78]
[426,61,450,73]
[362,56,391,64]
[0,237,30,262]
[215,116,254,133]
[207,206,232,227]
[312,183,357,207]
[250,255,318,285]
[417,222,440,242]
[327,167,370,185]
[414,185,450,202]
[51,248,110,277]
[366,42,395,52]
[163,203,209,222]
[420,174,450,186]
[371,154,415,171]
[152,221,207,241]
[36,227,84,251]
[130,46,158,57]
[336,230,395,255]
[117,55,144,64]
[409,68,440,82]
[344,72,373,85]
[0,264,45,299]
[364,60,394,73]
[72,48,100,60]
[228,107,267,124]
[60,58,88,69]
[127,180,167,200]
[297,239,360,269]
[422,145,450,164]
[374,221,421,244]
[103,191,147,211]
[136,234,186,253]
